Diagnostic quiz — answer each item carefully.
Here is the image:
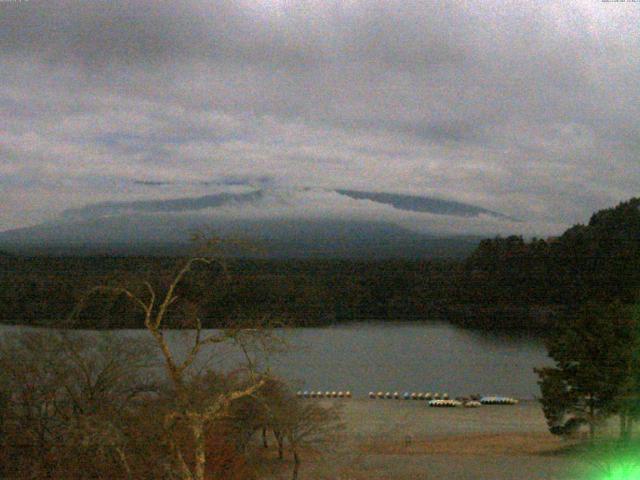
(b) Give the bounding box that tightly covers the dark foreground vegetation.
[1,198,639,330]
[537,300,640,440]
[0,253,343,480]
[518,201,640,444]
[0,331,341,480]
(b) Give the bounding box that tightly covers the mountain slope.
[0,215,481,258]
[0,187,514,258]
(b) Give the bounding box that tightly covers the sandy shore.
[267,399,597,480]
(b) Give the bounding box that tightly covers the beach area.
[265,399,601,480]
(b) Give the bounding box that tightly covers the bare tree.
[70,238,277,480]
[263,388,344,480]
[0,330,155,478]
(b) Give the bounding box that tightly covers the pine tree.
[536,301,636,439]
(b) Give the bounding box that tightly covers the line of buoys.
[367,391,519,405]
[297,390,352,399]
[297,390,520,405]
[480,396,518,405]
[368,391,448,400]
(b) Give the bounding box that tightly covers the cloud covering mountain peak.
[58,186,516,224]
[2,1,637,234]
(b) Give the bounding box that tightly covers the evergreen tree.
[535,301,636,438]
[616,298,640,439]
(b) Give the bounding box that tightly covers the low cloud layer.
[1,0,639,235]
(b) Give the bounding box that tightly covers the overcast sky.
[1,0,638,235]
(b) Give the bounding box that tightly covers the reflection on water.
[0,321,551,399]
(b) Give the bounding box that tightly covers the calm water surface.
[268,322,551,399]
[0,322,551,399]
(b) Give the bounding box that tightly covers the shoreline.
[282,399,595,479]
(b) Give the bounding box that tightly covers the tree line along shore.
[1,198,638,331]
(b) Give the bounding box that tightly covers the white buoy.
[338,391,344,398]
[417,393,424,400]
[346,391,352,398]
[393,392,399,399]
[377,391,384,399]
[331,391,337,398]
[443,393,449,400]
[385,392,392,399]
[369,391,376,399]
[434,393,441,400]
[317,391,324,398]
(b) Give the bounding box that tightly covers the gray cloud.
[1,0,639,234]
[133,180,174,186]
[334,189,517,220]
[62,189,265,220]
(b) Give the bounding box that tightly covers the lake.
[271,322,551,399]
[0,321,551,399]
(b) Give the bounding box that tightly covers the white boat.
[428,399,461,407]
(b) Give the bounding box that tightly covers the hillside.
[454,198,640,328]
